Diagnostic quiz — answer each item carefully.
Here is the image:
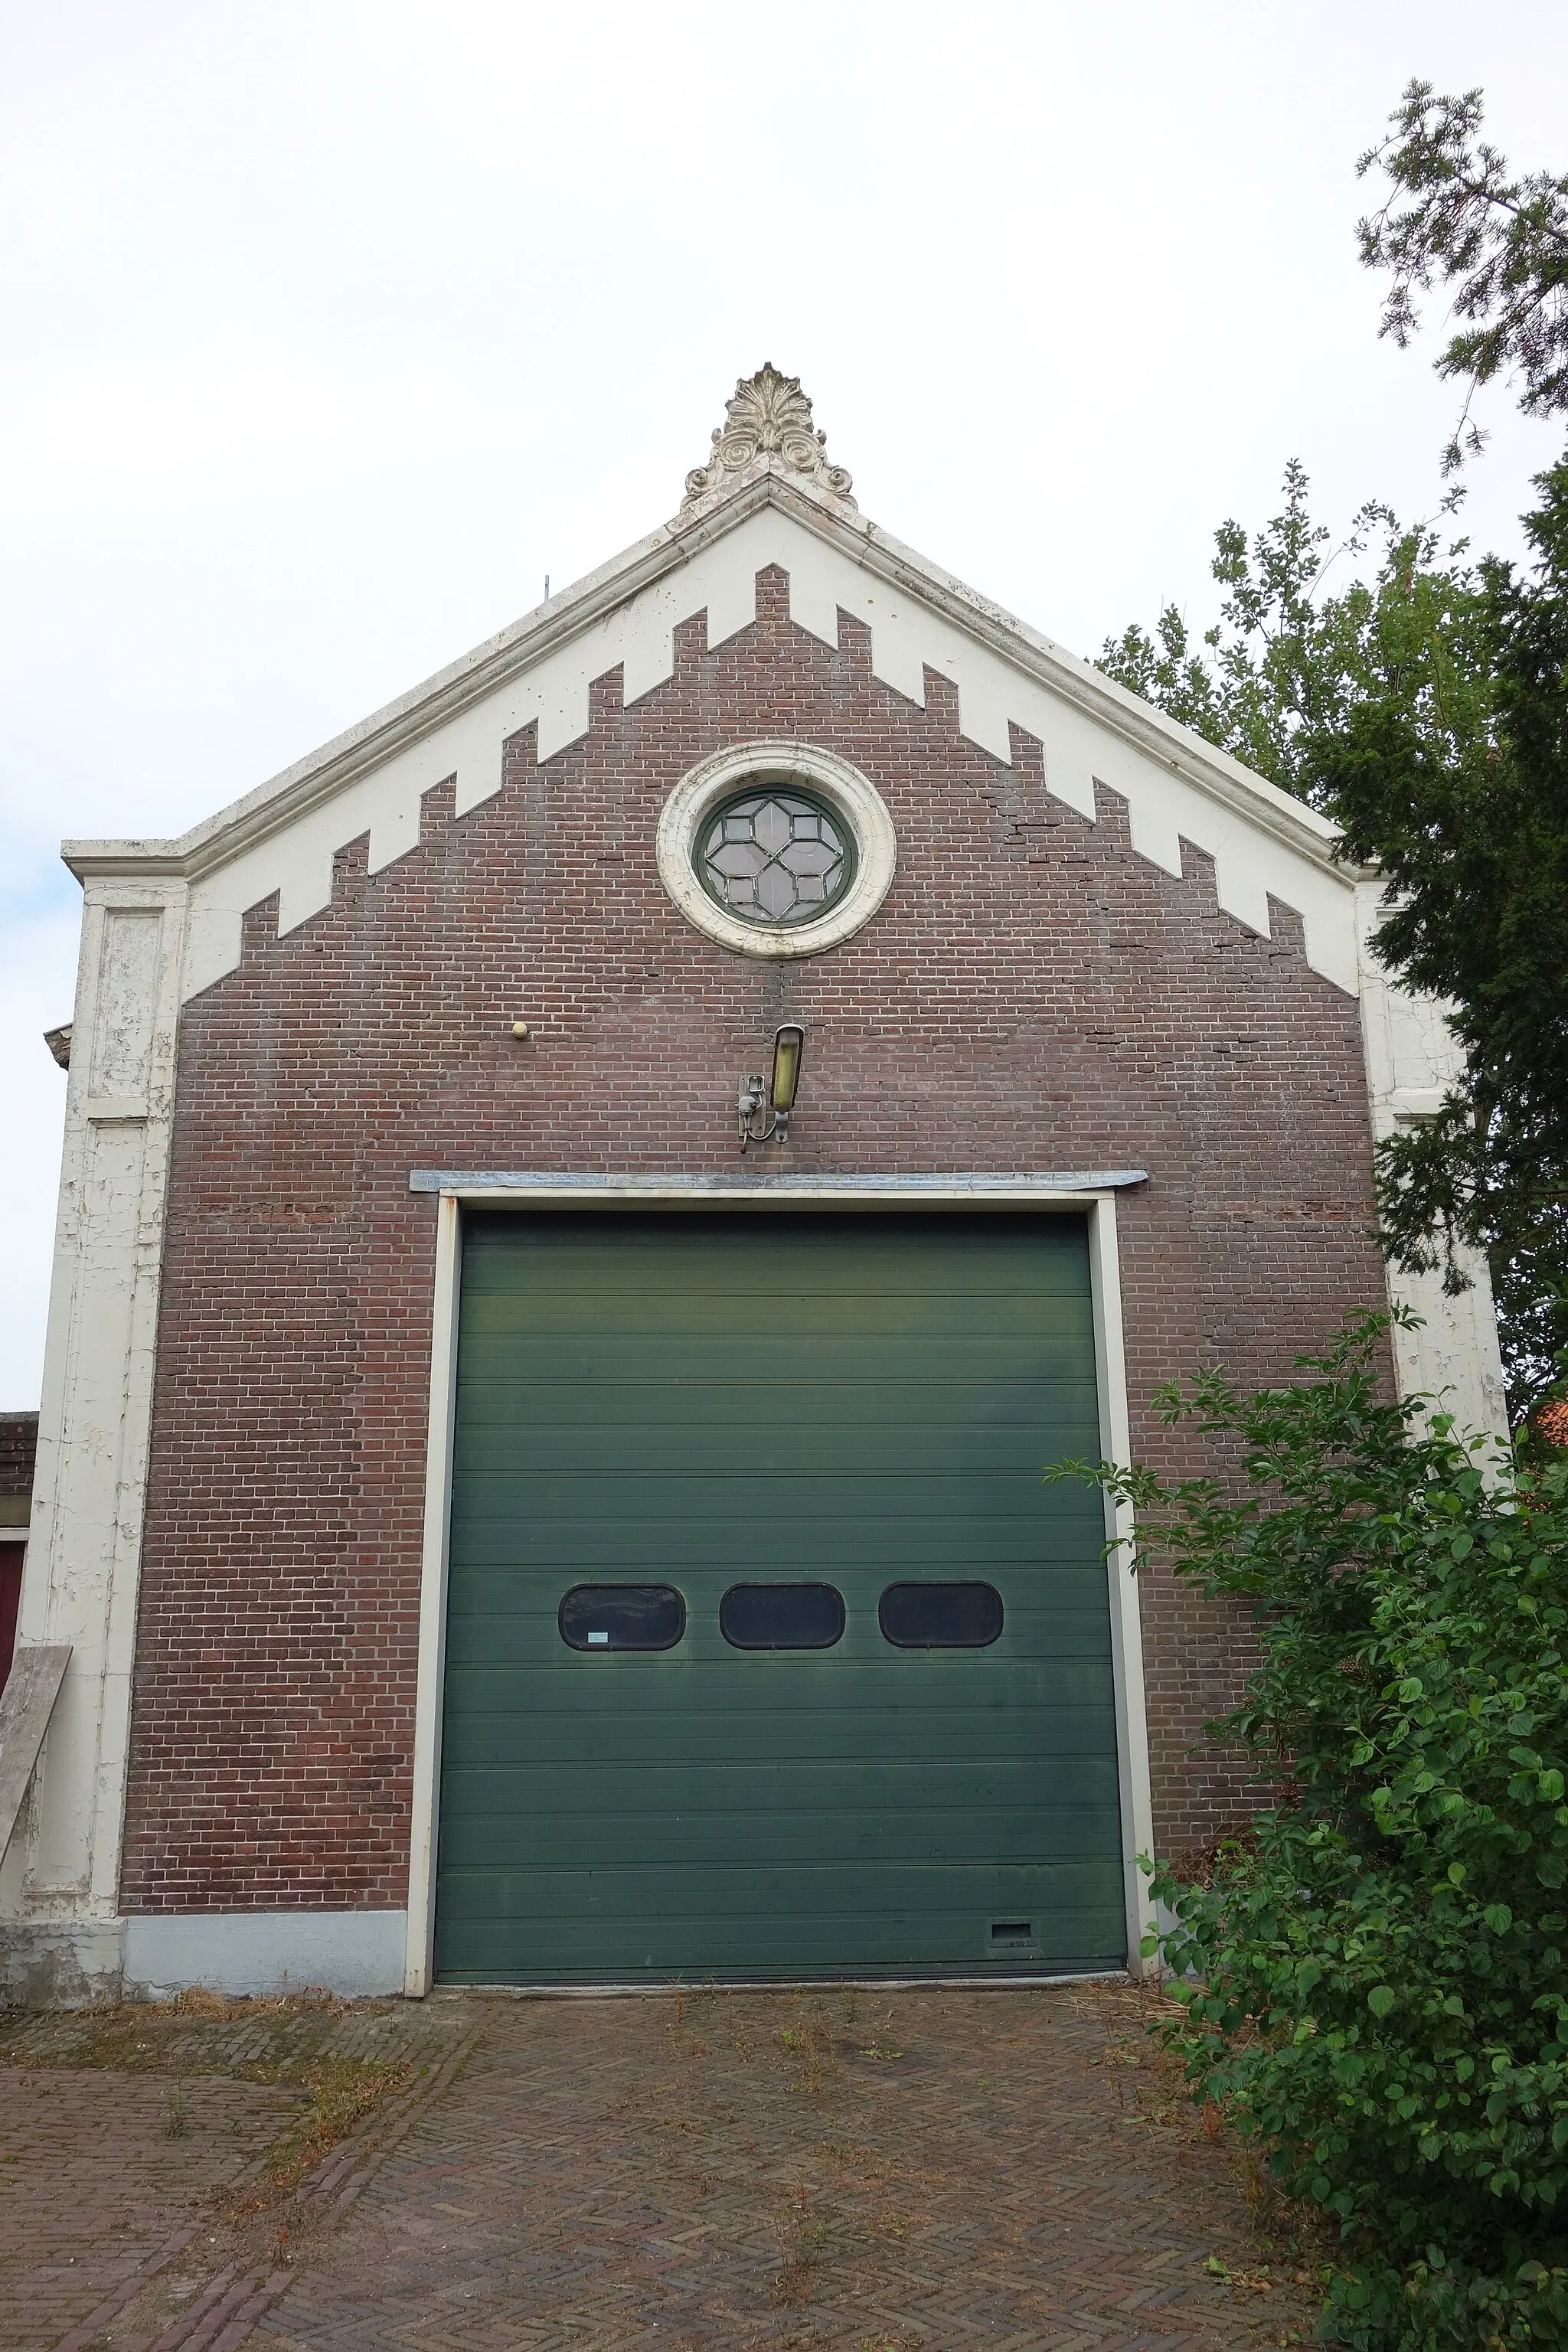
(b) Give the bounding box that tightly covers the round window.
[696,788,854,927]
[656,740,897,959]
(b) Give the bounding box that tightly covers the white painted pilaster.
[0,875,188,1977]
[1354,881,1507,1441]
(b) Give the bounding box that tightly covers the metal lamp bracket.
[737,1073,789,1150]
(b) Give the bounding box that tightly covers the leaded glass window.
[697,789,852,926]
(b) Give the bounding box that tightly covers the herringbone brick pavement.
[0,2061,303,2352]
[0,1991,475,2352]
[246,1982,1308,2352]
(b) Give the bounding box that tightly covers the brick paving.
[0,1995,475,2352]
[0,2061,302,2352]
[252,1982,1307,2352]
[0,1983,1314,2352]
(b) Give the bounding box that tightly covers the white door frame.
[401,1171,1155,1996]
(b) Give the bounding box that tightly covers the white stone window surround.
[657,741,897,957]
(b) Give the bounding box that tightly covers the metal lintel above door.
[409,1170,1150,1198]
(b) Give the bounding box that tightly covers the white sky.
[3,0,1566,1405]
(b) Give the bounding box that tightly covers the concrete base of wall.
[0,1920,126,2009]
[0,1911,408,2006]
[124,1911,408,1999]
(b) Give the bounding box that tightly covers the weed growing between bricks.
[5,1983,1327,2347]
[658,1980,1323,2343]
[1106,1971,1338,2335]
[213,2049,411,2217]
[0,1986,477,2352]
[0,1983,398,2076]
[4,1998,395,2181]
[1,1986,414,2218]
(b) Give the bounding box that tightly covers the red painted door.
[0,1543,23,1693]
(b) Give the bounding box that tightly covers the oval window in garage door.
[720,1583,845,1651]
[878,1582,1003,1648]
[559,1586,686,1651]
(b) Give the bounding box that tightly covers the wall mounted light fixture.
[737,1024,805,1150]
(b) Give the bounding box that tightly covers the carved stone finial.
[681,364,856,517]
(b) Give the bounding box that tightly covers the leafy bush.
[1054,1312,1568,2348]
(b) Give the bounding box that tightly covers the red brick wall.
[119,567,1388,1913]
[0,1412,38,1502]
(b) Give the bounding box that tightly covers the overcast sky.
[2,0,1565,1406]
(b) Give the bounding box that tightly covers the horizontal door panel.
[457,1294,1098,1344]
[438,1753,1120,1817]
[446,1524,1106,1571]
[457,1336,1099,1386]
[454,1380,1103,1431]
[449,1469,1103,1524]
[437,1801,1122,1871]
[436,1856,1125,1922]
[439,1710,1119,1772]
[450,1422,1101,1475]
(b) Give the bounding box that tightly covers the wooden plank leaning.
[0,1646,71,1865]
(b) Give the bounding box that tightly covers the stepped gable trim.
[62,468,1365,1000]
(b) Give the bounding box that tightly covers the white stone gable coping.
[64,461,1366,1002]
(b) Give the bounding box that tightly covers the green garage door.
[435,1210,1126,1983]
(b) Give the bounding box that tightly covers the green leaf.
[1060,1284,1568,2288]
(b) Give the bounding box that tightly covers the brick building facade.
[0,1413,37,1692]
[2,370,1504,2004]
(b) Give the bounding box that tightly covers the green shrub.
[1054,1312,1568,2349]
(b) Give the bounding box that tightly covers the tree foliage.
[1098,463,1495,805]
[1053,1314,1568,2349]
[1099,449,1568,1429]
[1357,80,1568,472]
[1102,85,1568,1434]
[1308,454,1568,1435]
